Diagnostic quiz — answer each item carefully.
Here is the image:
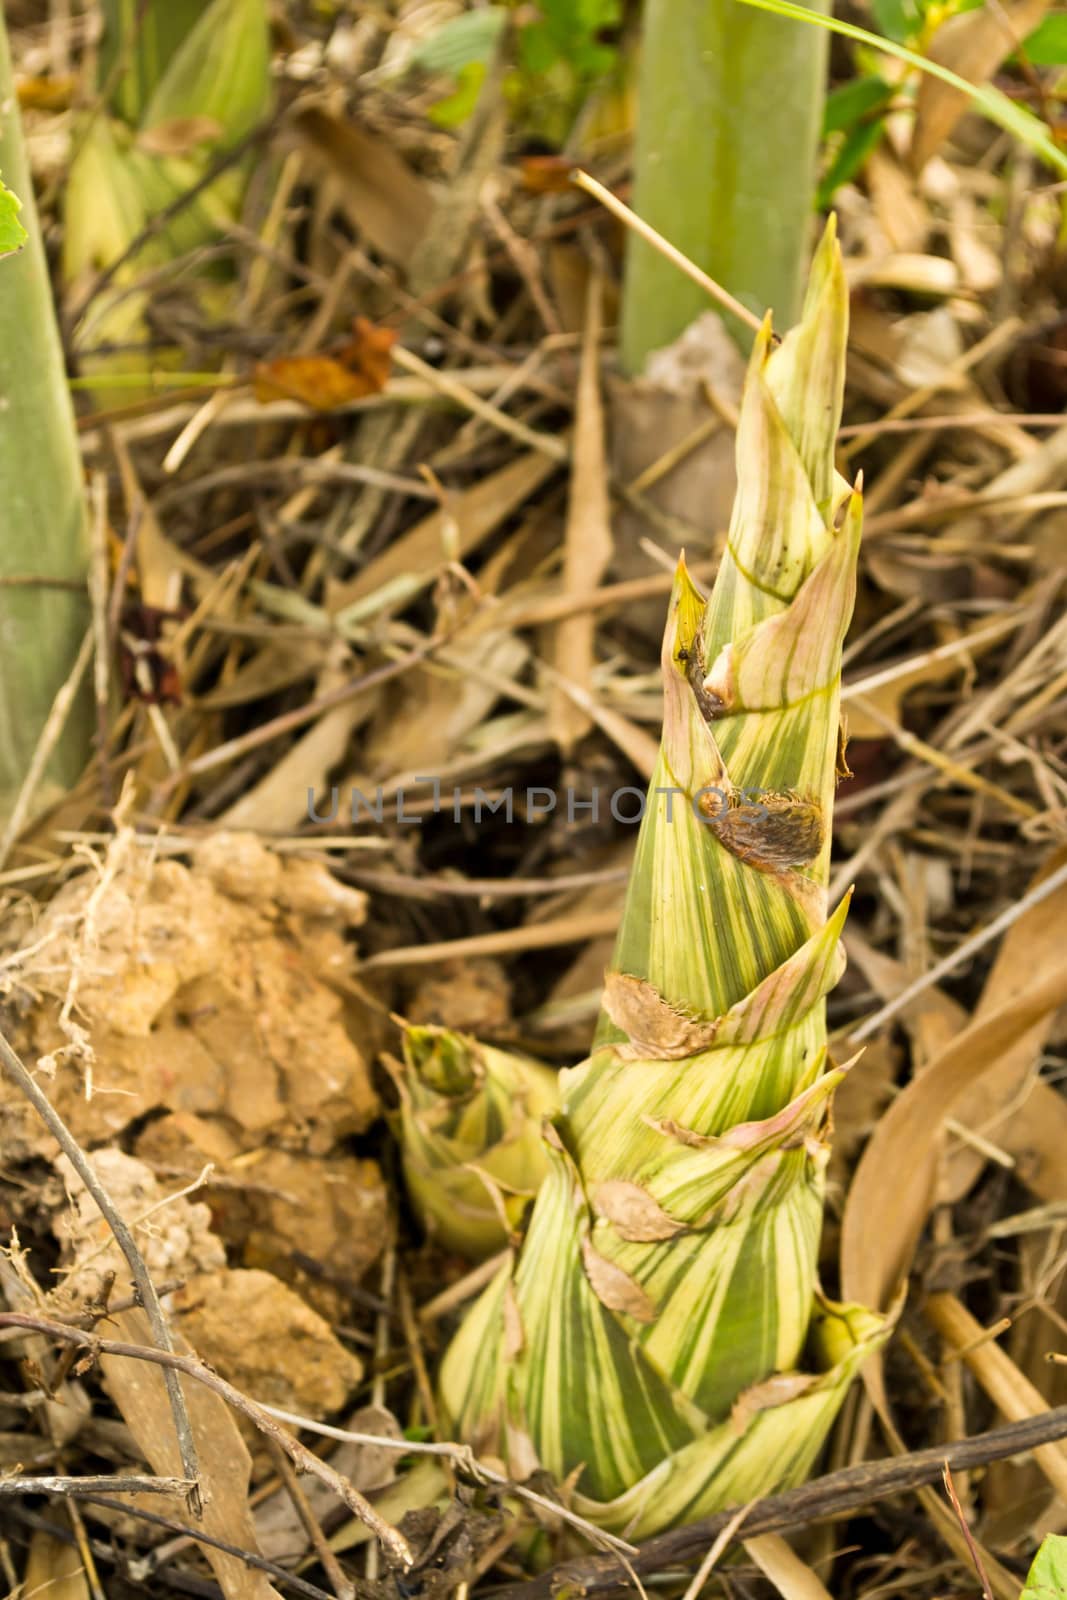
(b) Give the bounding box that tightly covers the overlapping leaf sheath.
[390,1026,559,1259]
[439,220,888,1537]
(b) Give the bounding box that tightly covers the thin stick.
[0,1312,414,1567]
[679,1504,753,1600]
[942,1465,994,1600]
[57,1497,337,1600]
[851,857,1067,1042]
[267,1439,356,1600]
[254,1403,640,1559]
[0,1026,202,1513]
[0,1475,192,1498]
[571,170,765,337]
[390,344,569,463]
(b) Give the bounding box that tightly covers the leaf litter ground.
[3,6,1067,1600]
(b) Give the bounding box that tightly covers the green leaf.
[98,0,213,125]
[0,170,26,256]
[410,7,506,75]
[818,115,887,207]
[141,0,269,144]
[1022,1535,1067,1599]
[823,75,893,136]
[736,0,1067,176]
[869,0,919,41]
[428,60,487,127]
[1022,14,1067,64]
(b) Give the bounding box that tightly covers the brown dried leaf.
[592,1180,683,1242]
[841,930,1067,1417]
[254,318,397,409]
[602,972,720,1060]
[580,1237,656,1323]
[103,1306,283,1600]
[910,0,1050,173]
[707,790,824,873]
[289,108,432,267]
[730,1373,817,1434]
[942,848,1067,1203]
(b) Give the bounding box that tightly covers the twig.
[267,1438,357,1600]
[51,1497,339,1600]
[942,1464,994,1600]
[0,1312,415,1568]
[571,171,765,337]
[253,1404,639,1559]
[851,856,1067,1042]
[487,1405,1067,1600]
[0,1475,192,1498]
[0,1025,203,1513]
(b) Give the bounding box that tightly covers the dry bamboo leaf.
[840,955,1067,1413]
[363,627,529,777]
[103,1306,283,1600]
[729,1374,817,1433]
[924,1293,1067,1504]
[847,253,959,296]
[289,107,432,267]
[910,0,1050,173]
[865,145,928,254]
[744,1533,834,1600]
[326,450,558,614]
[941,849,1067,1203]
[551,273,613,752]
[21,1530,91,1600]
[138,116,223,156]
[220,641,374,831]
[844,904,1067,1212]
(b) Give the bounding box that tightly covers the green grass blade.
[737,0,1067,176]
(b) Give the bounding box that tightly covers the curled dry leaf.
[602,971,719,1060]
[580,1236,657,1323]
[253,317,397,409]
[591,1180,684,1242]
[729,1373,818,1435]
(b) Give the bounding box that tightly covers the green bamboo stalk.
[0,12,91,824]
[620,0,830,369]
